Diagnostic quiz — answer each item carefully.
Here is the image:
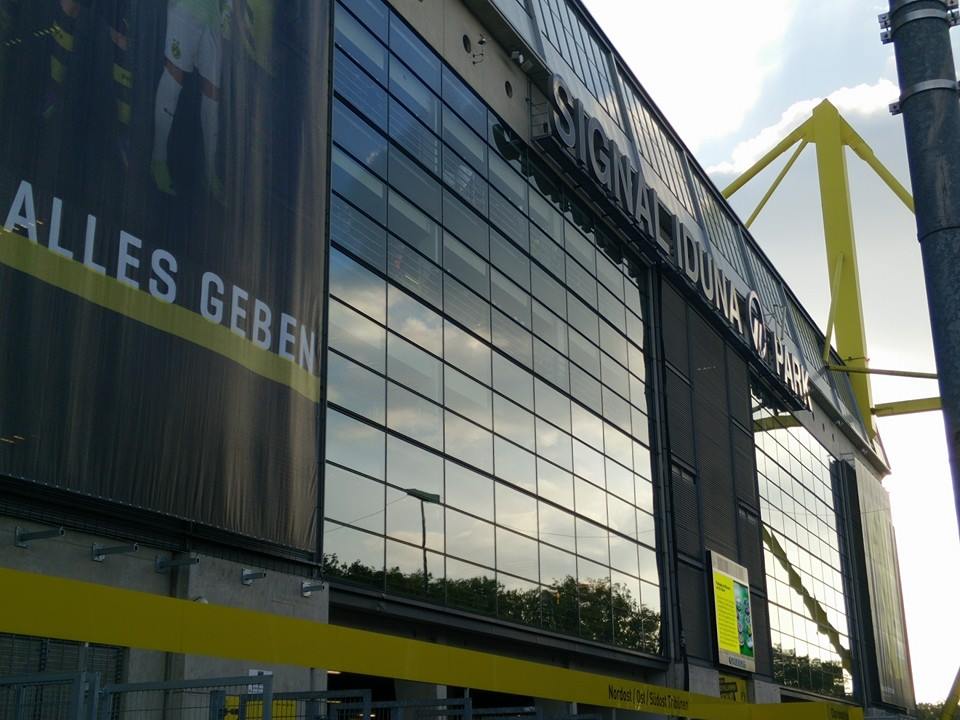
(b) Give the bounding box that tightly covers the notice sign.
[710,551,756,673]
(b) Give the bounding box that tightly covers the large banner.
[0,0,330,551]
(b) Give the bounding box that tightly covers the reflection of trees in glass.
[772,644,848,698]
[323,553,661,654]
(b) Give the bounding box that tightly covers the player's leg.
[42,0,87,121]
[197,20,223,200]
[152,4,199,195]
[108,0,132,165]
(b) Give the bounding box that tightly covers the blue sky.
[584,0,960,704]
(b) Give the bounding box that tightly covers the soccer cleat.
[151,160,176,196]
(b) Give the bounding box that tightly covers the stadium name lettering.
[3,179,318,376]
[544,80,810,408]
[606,684,689,712]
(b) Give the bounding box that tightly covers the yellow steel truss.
[722,100,934,437]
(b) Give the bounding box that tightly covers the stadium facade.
[0,0,915,716]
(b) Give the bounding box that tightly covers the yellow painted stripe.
[0,228,320,402]
[0,568,862,720]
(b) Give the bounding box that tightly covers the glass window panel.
[333,146,387,225]
[494,437,537,491]
[493,398,536,452]
[447,557,497,614]
[490,231,530,290]
[387,284,442,354]
[533,340,570,392]
[495,482,538,535]
[389,12,440,90]
[390,55,439,132]
[532,301,567,354]
[631,408,650,446]
[609,534,639,577]
[576,518,609,565]
[329,298,386,372]
[334,49,387,128]
[488,113,525,172]
[444,320,492,384]
[387,383,444,449]
[529,189,563,238]
[444,275,491,341]
[489,152,528,212]
[497,527,540,581]
[387,484,444,550]
[491,269,532,330]
[637,509,656,547]
[386,541,444,599]
[445,410,493,473]
[540,542,577,586]
[341,0,388,40]
[599,323,629,367]
[389,190,440,262]
[634,443,652,480]
[443,190,489,258]
[531,266,566,318]
[536,419,572,471]
[443,106,487,175]
[573,440,605,487]
[537,458,573,506]
[387,433,443,497]
[446,461,494,520]
[498,574,540,627]
[328,353,386,423]
[447,509,495,567]
[388,333,442,401]
[530,225,565,280]
[534,379,571,432]
[599,288,626,335]
[443,145,488,216]
[597,252,624,300]
[445,366,493,428]
[323,522,384,586]
[491,310,533,368]
[539,502,575,553]
[625,284,644,319]
[607,495,636,540]
[604,422,633,469]
[324,464,385,534]
[335,4,387,82]
[600,353,630,398]
[493,353,534,406]
[569,328,601,378]
[571,404,604,451]
[626,310,644,349]
[638,545,658,583]
[334,99,388,179]
[606,458,634,502]
[602,388,631,433]
[567,293,598,344]
[575,477,607,525]
[564,222,595,272]
[635,476,654,512]
[388,236,443,309]
[612,569,643,650]
[444,233,490,299]
[442,65,486,136]
[389,98,440,175]
[326,408,384,480]
[390,145,441,217]
[331,194,387,273]
[570,366,602,415]
[629,371,647,409]
[489,188,528,247]
[566,257,597,307]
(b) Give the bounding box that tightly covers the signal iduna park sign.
[536,75,811,409]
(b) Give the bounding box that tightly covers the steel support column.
[888,0,960,533]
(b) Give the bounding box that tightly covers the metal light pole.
[885,0,960,533]
[405,488,441,591]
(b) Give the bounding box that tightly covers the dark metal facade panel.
[665,369,695,467]
[750,591,774,677]
[737,507,764,592]
[677,561,711,662]
[732,426,758,510]
[670,464,701,560]
[660,282,689,376]
[725,346,752,430]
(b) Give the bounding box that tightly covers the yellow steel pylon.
[722,100,936,439]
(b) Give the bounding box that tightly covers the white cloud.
[583,0,797,151]
[707,78,899,175]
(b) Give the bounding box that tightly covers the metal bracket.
[241,568,267,586]
[14,526,64,548]
[155,555,200,573]
[91,543,138,562]
[880,2,959,42]
[889,79,960,114]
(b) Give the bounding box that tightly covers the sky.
[582,0,960,704]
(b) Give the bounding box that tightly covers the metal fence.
[0,671,99,720]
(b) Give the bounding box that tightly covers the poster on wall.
[0,1,330,551]
[710,551,756,673]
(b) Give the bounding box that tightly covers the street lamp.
[404,488,441,591]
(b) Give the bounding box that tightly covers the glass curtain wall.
[321,0,661,654]
[754,397,854,698]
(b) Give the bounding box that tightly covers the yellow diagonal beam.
[745,140,809,228]
[721,124,809,199]
[841,118,915,213]
[872,397,941,417]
